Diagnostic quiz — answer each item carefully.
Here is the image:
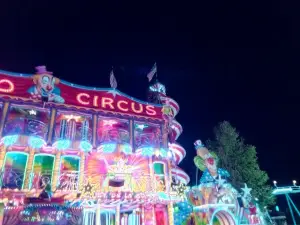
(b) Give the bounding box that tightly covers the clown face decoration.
[27,66,65,103]
[204,155,217,176]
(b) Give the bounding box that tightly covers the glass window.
[134,122,161,149]
[54,111,92,142]
[31,154,54,190]
[154,163,165,175]
[3,105,50,139]
[2,152,28,189]
[97,117,129,145]
[59,156,80,191]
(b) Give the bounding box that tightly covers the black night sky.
[1,0,300,211]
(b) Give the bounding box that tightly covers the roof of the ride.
[0,69,163,121]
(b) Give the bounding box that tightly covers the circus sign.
[0,67,163,119]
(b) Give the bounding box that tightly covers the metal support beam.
[285,194,297,225]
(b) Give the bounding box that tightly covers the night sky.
[1,0,300,209]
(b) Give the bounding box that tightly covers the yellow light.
[154,149,160,157]
[0,79,14,93]
[64,114,81,122]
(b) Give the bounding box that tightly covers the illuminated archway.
[31,154,55,189]
[59,155,80,191]
[2,151,28,189]
[209,209,237,225]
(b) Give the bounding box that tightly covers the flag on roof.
[110,69,117,89]
[147,63,157,82]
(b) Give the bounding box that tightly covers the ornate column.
[129,120,134,150]
[92,114,97,148]
[123,214,128,225]
[47,108,56,145]
[0,146,6,171]
[167,203,174,225]
[78,151,85,190]
[95,204,101,225]
[116,204,121,225]
[23,148,35,189]
[152,205,157,225]
[149,156,155,191]
[141,205,145,225]
[0,102,10,139]
[0,202,4,225]
[51,150,61,191]
[0,102,10,176]
[167,160,173,193]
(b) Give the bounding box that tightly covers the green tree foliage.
[207,121,275,207]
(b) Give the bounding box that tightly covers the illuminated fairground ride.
[0,66,189,225]
[173,141,269,225]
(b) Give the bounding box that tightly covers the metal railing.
[55,125,93,142]
[98,129,130,144]
[134,132,161,149]
[0,169,25,189]
[3,118,48,139]
[0,170,167,193]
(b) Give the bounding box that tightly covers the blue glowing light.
[122,144,132,154]
[56,139,71,150]
[102,143,116,153]
[158,192,169,200]
[160,148,168,158]
[80,141,92,152]
[141,147,154,156]
[29,136,45,149]
[3,135,18,146]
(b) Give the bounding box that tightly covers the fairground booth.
[0,66,188,225]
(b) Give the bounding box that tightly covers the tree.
[207,121,275,207]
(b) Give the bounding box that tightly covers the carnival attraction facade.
[174,140,268,225]
[0,66,188,225]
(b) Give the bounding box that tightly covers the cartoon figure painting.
[27,66,65,103]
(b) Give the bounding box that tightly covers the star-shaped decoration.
[135,124,148,130]
[176,183,187,197]
[84,183,93,193]
[216,175,226,187]
[80,178,99,198]
[106,89,119,98]
[241,183,252,197]
[28,109,37,115]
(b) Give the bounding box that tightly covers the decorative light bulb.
[167,151,173,158]
[293,180,297,186]
[154,149,160,157]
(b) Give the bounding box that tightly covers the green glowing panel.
[4,152,28,172]
[153,163,165,175]
[33,155,54,173]
[61,156,79,172]
[213,217,221,225]
[3,152,28,189]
